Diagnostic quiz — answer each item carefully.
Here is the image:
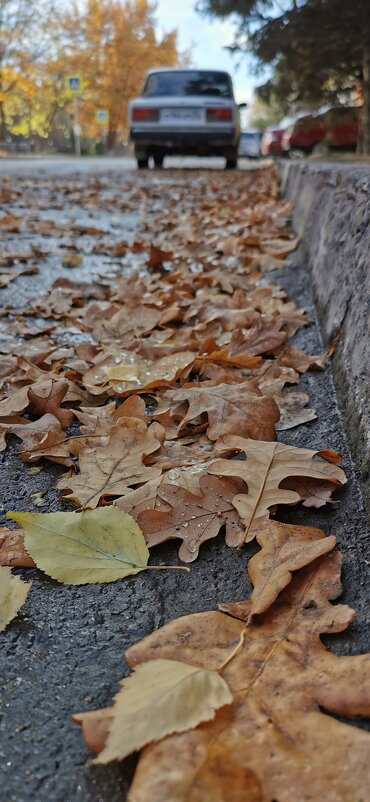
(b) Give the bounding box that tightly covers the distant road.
[0,155,260,175]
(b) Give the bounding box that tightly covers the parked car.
[128,68,244,169]
[281,106,359,157]
[315,106,359,150]
[282,114,325,155]
[260,125,285,156]
[238,130,262,158]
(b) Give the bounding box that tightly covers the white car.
[128,68,243,169]
[238,131,262,159]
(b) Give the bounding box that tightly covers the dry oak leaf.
[1,413,71,465]
[247,520,336,617]
[208,437,346,543]
[57,419,165,509]
[0,567,32,631]
[99,305,165,340]
[165,384,279,442]
[79,659,232,765]
[0,527,35,567]
[75,707,262,802]
[228,318,287,357]
[137,476,245,562]
[119,553,370,802]
[82,350,194,396]
[274,391,317,431]
[279,476,338,508]
[27,379,74,428]
[279,344,327,373]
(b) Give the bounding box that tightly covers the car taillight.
[132,107,159,122]
[206,108,233,122]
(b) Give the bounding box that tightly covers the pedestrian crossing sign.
[96,109,109,124]
[66,75,82,94]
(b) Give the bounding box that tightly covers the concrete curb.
[280,160,370,516]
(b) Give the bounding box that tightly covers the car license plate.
[160,108,203,124]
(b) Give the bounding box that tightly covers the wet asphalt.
[0,159,369,802]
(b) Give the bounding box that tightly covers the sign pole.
[73,93,81,158]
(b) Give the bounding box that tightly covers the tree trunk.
[107,127,117,152]
[0,101,6,142]
[362,34,370,154]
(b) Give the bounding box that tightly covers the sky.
[155,0,258,108]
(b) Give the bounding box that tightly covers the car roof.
[145,68,232,77]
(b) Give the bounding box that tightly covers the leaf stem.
[216,627,246,671]
[146,565,191,572]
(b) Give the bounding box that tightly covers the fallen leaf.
[30,490,47,507]
[57,419,164,508]
[27,380,74,428]
[81,658,232,765]
[208,437,346,543]
[261,235,300,257]
[165,384,280,442]
[280,476,338,508]
[0,527,35,567]
[82,349,194,395]
[62,253,83,268]
[7,507,152,584]
[147,244,173,269]
[280,344,327,372]
[274,391,316,430]
[119,553,370,802]
[247,520,336,616]
[0,567,31,631]
[137,476,245,562]
[228,318,286,356]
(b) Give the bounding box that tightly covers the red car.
[282,114,325,155]
[260,126,285,156]
[316,106,359,150]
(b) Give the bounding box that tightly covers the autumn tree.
[59,0,179,150]
[199,0,370,153]
[0,0,54,141]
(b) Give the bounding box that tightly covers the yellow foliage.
[0,0,182,144]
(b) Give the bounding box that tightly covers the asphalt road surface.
[0,160,369,802]
[0,155,260,175]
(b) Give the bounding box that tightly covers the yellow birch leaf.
[0,566,31,631]
[6,507,150,585]
[92,658,233,764]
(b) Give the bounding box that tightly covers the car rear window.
[241,133,260,142]
[143,71,233,98]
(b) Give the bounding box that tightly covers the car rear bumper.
[130,128,238,154]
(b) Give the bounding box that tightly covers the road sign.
[66,75,82,94]
[96,109,109,124]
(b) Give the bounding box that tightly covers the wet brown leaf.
[165,384,280,442]
[57,419,165,508]
[78,554,370,802]
[137,476,245,562]
[247,520,336,616]
[27,379,74,428]
[208,437,346,543]
[0,527,35,568]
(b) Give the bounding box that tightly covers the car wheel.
[153,152,164,168]
[137,157,149,169]
[225,147,238,169]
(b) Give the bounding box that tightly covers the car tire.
[153,152,164,168]
[225,148,238,169]
[137,157,149,169]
